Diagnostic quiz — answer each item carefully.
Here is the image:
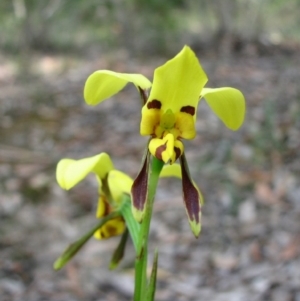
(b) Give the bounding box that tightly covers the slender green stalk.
[121,198,140,251]
[134,157,164,301]
[53,211,121,270]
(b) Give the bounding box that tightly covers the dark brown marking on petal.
[174,146,182,161]
[180,105,195,116]
[155,143,167,161]
[102,196,111,215]
[180,153,201,223]
[147,99,162,109]
[106,223,119,236]
[138,87,148,105]
[131,149,150,212]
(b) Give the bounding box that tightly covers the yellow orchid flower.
[56,153,132,239]
[56,152,181,239]
[84,47,245,158]
[83,46,246,237]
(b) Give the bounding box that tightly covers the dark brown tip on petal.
[180,153,201,224]
[174,146,182,161]
[180,105,195,116]
[147,99,162,109]
[138,87,148,105]
[131,149,150,212]
[155,143,167,161]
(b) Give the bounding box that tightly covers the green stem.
[134,157,164,301]
[121,198,140,252]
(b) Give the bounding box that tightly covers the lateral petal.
[131,149,151,222]
[175,112,196,140]
[84,70,152,106]
[107,170,133,205]
[180,153,203,238]
[56,153,114,190]
[159,161,203,201]
[201,87,246,130]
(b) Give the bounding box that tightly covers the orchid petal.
[143,46,207,116]
[180,153,203,238]
[96,196,109,218]
[131,149,151,222]
[84,70,151,106]
[94,216,125,239]
[159,163,203,202]
[201,87,246,130]
[108,170,133,204]
[140,108,161,136]
[175,112,196,140]
[149,133,175,164]
[56,153,114,190]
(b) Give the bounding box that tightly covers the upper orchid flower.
[56,152,132,239]
[83,46,245,237]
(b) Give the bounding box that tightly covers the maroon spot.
[180,154,201,225]
[174,147,182,161]
[180,105,195,116]
[155,143,167,161]
[147,99,162,109]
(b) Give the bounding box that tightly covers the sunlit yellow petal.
[108,170,133,204]
[84,70,152,106]
[201,87,246,130]
[56,153,114,190]
[140,108,161,136]
[94,217,125,239]
[175,112,196,139]
[144,46,207,115]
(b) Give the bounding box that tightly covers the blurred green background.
[1,0,300,57]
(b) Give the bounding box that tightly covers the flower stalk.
[134,157,164,301]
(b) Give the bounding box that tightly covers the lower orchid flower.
[56,152,181,239]
[83,46,246,237]
[56,152,132,239]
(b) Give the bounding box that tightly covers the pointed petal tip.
[131,205,144,223]
[189,220,201,238]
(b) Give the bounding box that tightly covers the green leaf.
[146,250,159,301]
[109,229,129,270]
[53,211,120,270]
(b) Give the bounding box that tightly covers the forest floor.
[1,45,300,301]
